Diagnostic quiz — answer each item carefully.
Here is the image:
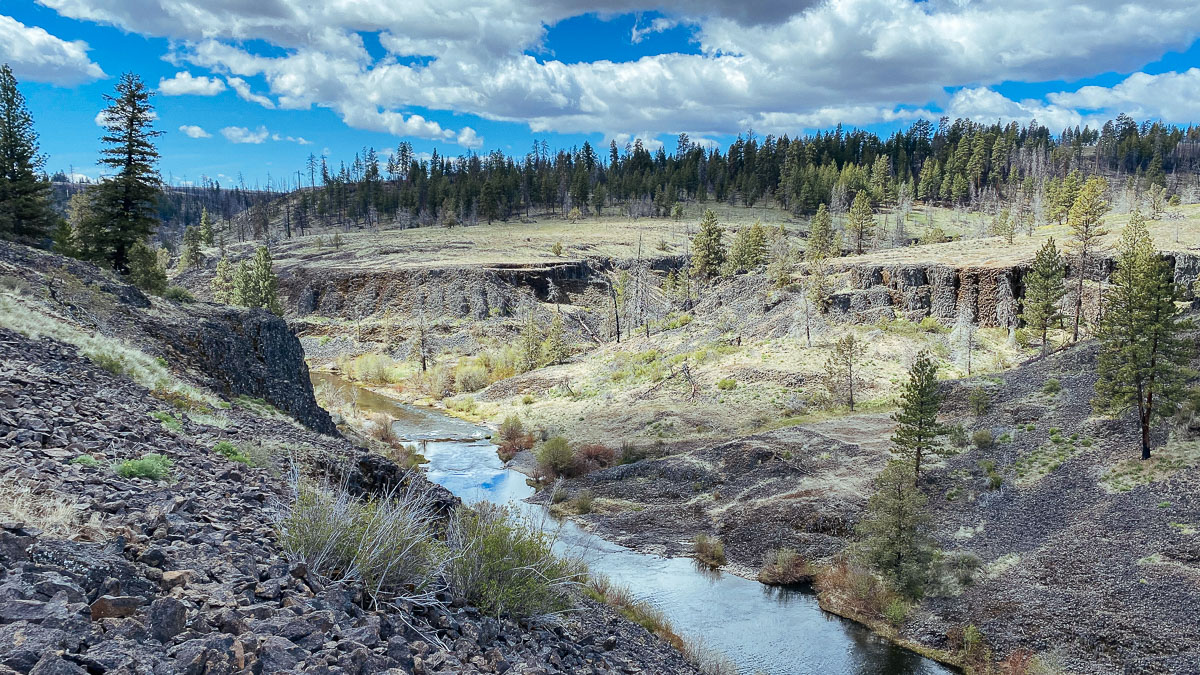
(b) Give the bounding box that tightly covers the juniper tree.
[1021,237,1066,353]
[691,209,726,278]
[543,310,568,365]
[825,333,866,410]
[857,460,935,598]
[727,221,768,271]
[1067,176,1110,342]
[807,203,835,262]
[80,73,163,272]
[0,64,57,243]
[211,256,234,303]
[518,309,543,372]
[126,239,166,294]
[891,351,948,485]
[847,190,875,254]
[1095,212,1193,460]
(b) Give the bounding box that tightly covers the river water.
[312,373,954,675]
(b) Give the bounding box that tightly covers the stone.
[257,635,308,673]
[28,654,87,675]
[161,570,191,590]
[89,595,143,620]
[149,597,187,643]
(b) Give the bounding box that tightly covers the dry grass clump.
[337,353,407,384]
[0,473,104,540]
[584,575,684,650]
[692,534,726,567]
[758,547,812,585]
[681,639,739,675]
[813,557,905,624]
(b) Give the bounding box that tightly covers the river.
[312,372,954,675]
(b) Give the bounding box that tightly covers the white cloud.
[226,77,275,108]
[631,17,677,44]
[179,124,212,138]
[456,126,482,149]
[158,71,225,96]
[221,125,270,144]
[271,132,312,145]
[0,14,105,85]
[35,0,1200,140]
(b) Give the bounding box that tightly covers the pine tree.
[80,73,162,272]
[847,190,874,254]
[126,239,166,294]
[691,209,726,278]
[857,460,935,598]
[807,203,835,261]
[0,64,57,243]
[180,225,204,269]
[1067,176,1110,342]
[825,333,866,410]
[211,256,234,303]
[728,221,768,271]
[990,208,1014,244]
[1095,213,1193,460]
[542,310,568,365]
[233,246,282,314]
[518,309,543,372]
[199,207,215,246]
[1021,237,1066,353]
[890,352,948,485]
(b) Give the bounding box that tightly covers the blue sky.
[4,0,1200,186]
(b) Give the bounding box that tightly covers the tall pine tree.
[807,203,835,261]
[81,73,162,272]
[0,64,57,243]
[1095,213,1193,460]
[847,190,874,254]
[1067,176,1109,342]
[891,351,948,485]
[1021,237,1066,353]
[691,209,726,278]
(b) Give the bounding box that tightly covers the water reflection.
[312,372,955,675]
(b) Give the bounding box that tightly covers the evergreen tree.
[1095,213,1193,460]
[180,225,204,269]
[691,209,726,278]
[825,333,866,410]
[233,246,282,314]
[0,64,57,243]
[728,221,768,271]
[990,208,1014,244]
[542,310,568,365]
[126,239,166,294]
[1067,176,1110,342]
[807,203,835,261]
[80,73,162,272]
[857,460,935,598]
[890,352,948,485]
[1021,237,1066,353]
[211,256,234,303]
[847,190,874,254]
[518,309,543,372]
[199,207,215,246]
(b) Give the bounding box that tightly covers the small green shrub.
[693,534,726,567]
[69,454,99,468]
[947,424,969,448]
[536,436,576,478]
[758,548,810,585]
[972,429,994,450]
[149,410,183,432]
[919,316,949,334]
[114,454,173,481]
[212,440,251,465]
[1042,378,1061,395]
[521,394,535,405]
[447,503,578,618]
[619,441,652,465]
[455,364,489,393]
[575,489,595,514]
[968,387,991,416]
[883,598,910,626]
[163,286,195,303]
[716,378,737,391]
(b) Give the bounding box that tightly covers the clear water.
[312,373,955,675]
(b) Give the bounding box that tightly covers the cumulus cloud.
[456,126,482,149]
[159,71,225,96]
[179,124,212,138]
[221,125,270,144]
[271,132,311,145]
[35,0,1200,141]
[0,14,105,85]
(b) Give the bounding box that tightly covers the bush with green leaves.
[536,436,576,478]
[163,286,195,303]
[947,424,969,448]
[278,479,449,604]
[114,453,173,480]
[883,598,910,626]
[693,534,726,567]
[1042,378,1061,394]
[758,547,810,585]
[968,387,991,416]
[69,454,99,468]
[212,440,251,465]
[455,364,489,393]
[716,378,737,391]
[972,429,994,450]
[447,502,578,618]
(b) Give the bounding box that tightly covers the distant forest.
[254,114,1200,236]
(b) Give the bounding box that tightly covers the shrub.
[919,316,949,334]
[536,436,576,478]
[1042,378,1061,395]
[681,639,739,675]
[968,387,991,416]
[212,440,251,465]
[574,489,595,514]
[498,415,525,443]
[455,364,489,393]
[947,424,969,448]
[114,454,173,481]
[883,597,910,626]
[447,503,578,617]
[693,534,726,567]
[972,429,994,450]
[422,364,455,399]
[368,412,398,444]
[69,454,99,468]
[576,443,616,472]
[619,441,652,465]
[758,548,810,585]
[813,558,900,620]
[278,479,449,604]
[163,286,195,303]
[550,241,564,256]
[716,378,737,391]
[959,624,991,667]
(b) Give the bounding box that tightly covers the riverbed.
[312,372,953,675]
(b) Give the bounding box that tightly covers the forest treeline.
[291,115,1200,232]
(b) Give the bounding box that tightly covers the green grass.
[212,440,252,465]
[149,410,184,433]
[1101,440,1200,493]
[1014,432,1095,485]
[68,454,99,467]
[114,453,173,481]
